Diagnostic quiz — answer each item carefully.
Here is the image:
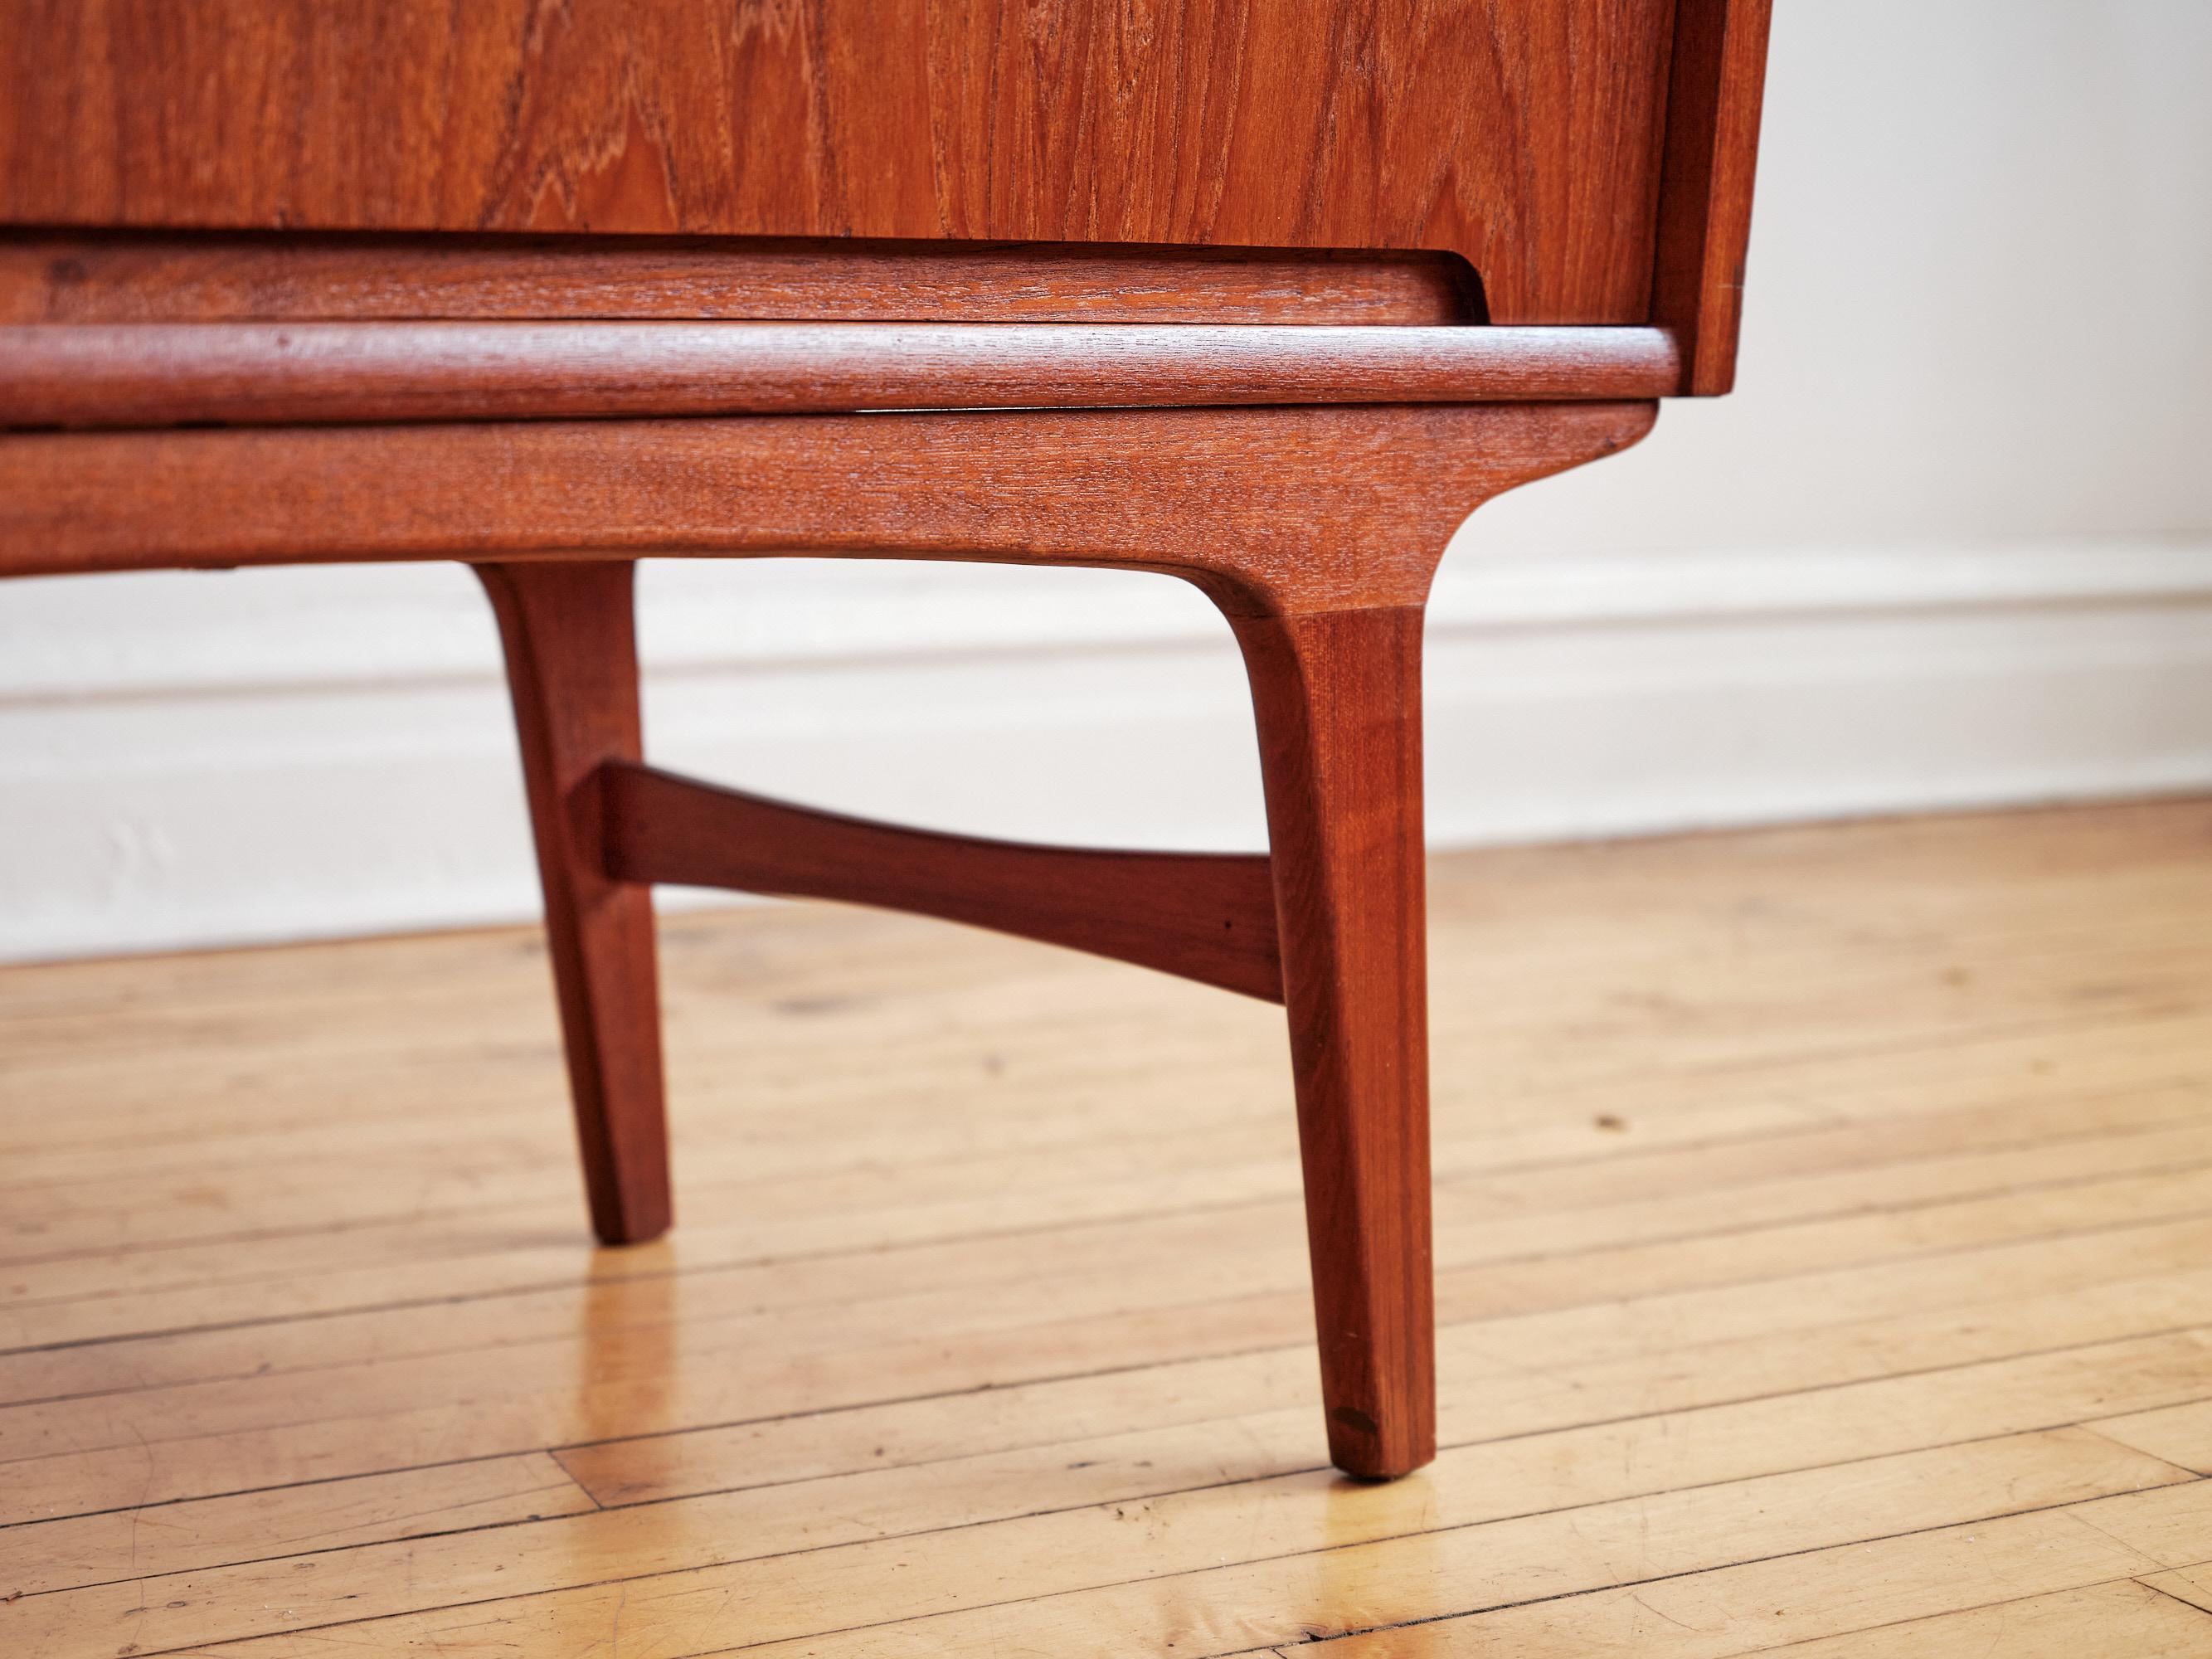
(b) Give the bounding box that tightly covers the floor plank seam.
[2134,1574,2212,1620]
[64,1428,2210,1658]
[17,1068,2195,1262]
[18,1229,2212,1537]
[1706,1577,2203,1658]
[17,1127,2212,1393]
[26,1357,2212,1607]
[658,1472,2212,1659]
[1146,1482,2212,1659]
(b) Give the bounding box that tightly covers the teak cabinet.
[0,0,1774,1480]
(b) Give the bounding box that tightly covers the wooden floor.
[11,800,2212,1655]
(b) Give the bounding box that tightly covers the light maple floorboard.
[6,800,2212,1655]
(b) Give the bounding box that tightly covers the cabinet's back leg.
[1232,604,1436,1478]
[475,561,672,1245]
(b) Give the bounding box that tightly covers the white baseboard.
[6,536,2212,962]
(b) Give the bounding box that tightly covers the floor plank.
[15,1316,2212,1645]
[0,1454,595,1600]
[157,1430,2179,1658]
[6,798,2212,1655]
[2138,1563,2212,1620]
[1748,1579,2212,1659]
[1298,1507,2209,1657]
[2099,1400,2212,1475]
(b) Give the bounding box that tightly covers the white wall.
[5,0,2211,961]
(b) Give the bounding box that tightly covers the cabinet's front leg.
[475,560,671,1245]
[1232,603,1434,1479]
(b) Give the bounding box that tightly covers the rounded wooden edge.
[0,323,1682,430]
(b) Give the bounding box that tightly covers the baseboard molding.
[6,536,2212,962]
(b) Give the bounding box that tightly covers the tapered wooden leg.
[475,560,672,1245]
[1232,603,1435,1478]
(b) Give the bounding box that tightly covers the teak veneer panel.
[0,0,1677,325]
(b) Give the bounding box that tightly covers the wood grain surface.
[0,401,1657,604]
[0,387,1656,1486]
[602,761,1283,1004]
[1651,0,1775,393]
[1234,604,1436,1475]
[7,800,2212,1651]
[0,232,1485,325]
[0,0,1778,1525]
[477,562,672,1246]
[0,321,1680,428]
[0,0,1677,326]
